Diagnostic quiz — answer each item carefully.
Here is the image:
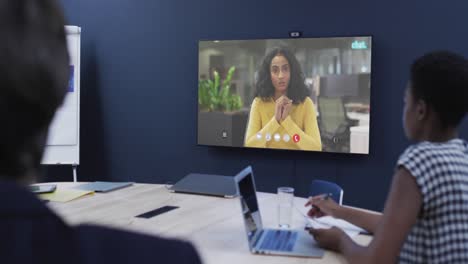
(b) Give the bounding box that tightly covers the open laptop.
[233,166,325,258]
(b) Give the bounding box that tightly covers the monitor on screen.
[198,36,372,154]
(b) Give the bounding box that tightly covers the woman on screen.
[244,46,321,151]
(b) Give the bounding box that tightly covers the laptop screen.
[237,168,263,248]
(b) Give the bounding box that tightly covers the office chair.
[317,96,359,152]
[309,180,343,205]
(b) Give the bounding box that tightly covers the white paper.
[307,218,360,237]
[41,26,80,165]
[295,205,364,237]
[313,216,366,233]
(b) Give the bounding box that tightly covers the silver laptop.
[234,166,325,258]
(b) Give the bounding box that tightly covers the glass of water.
[277,187,294,228]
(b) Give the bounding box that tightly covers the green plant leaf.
[198,80,211,110]
[225,66,235,85]
[213,71,220,96]
[198,66,243,112]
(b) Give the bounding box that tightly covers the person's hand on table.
[307,226,346,252]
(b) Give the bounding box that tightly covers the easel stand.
[72,164,78,182]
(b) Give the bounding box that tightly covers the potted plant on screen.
[198,66,248,147]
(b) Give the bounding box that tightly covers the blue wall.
[49,0,468,211]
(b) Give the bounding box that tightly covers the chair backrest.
[309,180,343,205]
[317,97,346,134]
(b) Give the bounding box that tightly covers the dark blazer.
[0,182,202,264]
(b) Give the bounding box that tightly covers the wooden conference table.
[45,183,372,264]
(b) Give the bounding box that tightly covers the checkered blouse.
[397,138,468,263]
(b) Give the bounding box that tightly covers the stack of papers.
[39,189,94,203]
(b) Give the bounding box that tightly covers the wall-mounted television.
[198,36,372,154]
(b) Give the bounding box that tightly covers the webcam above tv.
[198,36,372,154]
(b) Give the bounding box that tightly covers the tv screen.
[198,36,372,154]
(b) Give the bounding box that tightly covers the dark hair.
[255,46,309,104]
[410,51,468,128]
[0,0,69,179]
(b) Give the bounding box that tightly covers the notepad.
[75,181,133,193]
[39,189,94,203]
[306,216,365,237]
[295,205,365,237]
[312,216,366,233]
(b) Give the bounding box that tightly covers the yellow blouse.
[244,97,322,151]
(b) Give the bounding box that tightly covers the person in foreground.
[244,46,322,151]
[305,51,468,263]
[0,1,202,264]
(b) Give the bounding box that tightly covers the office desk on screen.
[347,112,369,126]
[350,125,370,154]
[44,183,372,264]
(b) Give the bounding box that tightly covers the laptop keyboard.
[258,229,298,252]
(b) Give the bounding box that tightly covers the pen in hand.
[311,193,333,215]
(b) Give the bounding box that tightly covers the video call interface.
[198,37,372,154]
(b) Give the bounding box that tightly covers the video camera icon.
[274,133,281,142]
